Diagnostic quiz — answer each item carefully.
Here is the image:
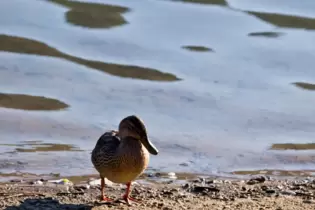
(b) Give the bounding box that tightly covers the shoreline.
[1,173,315,209]
[2,168,315,184]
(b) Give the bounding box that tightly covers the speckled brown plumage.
[91,115,158,205]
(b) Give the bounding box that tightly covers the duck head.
[118,115,158,155]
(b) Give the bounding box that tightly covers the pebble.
[73,184,90,191]
[2,174,315,209]
[280,190,296,196]
[265,189,276,194]
[303,200,314,204]
[168,172,177,179]
[247,176,266,185]
[147,173,155,177]
[33,180,44,185]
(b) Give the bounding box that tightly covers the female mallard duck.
[91,115,158,205]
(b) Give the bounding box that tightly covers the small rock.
[192,185,220,193]
[74,184,90,191]
[276,185,283,190]
[280,190,296,196]
[295,191,310,196]
[155,172,162,177]
[290,186,301,190]
[261,185,268,191]
[33,180,43,185]
[147,173,155,177]
[165,180,174,184]
[303,200,314,204]
[265,189,276,194]
[162,190,173,195]
[240,193,248,198]
[247,180,258,185]
[168,172,177,179]
[183,183,190,189]
[206,180,214,184]
[199,177,206,183]
[10,179,24,183]
[158,203,164,207]
[247,176,266,185]
[224,180,231,184]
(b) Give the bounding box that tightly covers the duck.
[91,115,159,205]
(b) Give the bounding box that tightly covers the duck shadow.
[4,197,93,210]
[4,197,129,210]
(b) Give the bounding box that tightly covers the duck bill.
[141,138,159,155]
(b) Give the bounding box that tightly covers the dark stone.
[247,176,266,185]
[192,185,220,193]
[183,183,190,189]
[247,180,258,185]
[261,185,268,191]
[252,176,266,183]
[155,173,162,177]
[147,173,155,177]
[303,200,314,204]
[206,180,215,184]
[265,189,276,194]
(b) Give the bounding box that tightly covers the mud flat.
[1,175,315,210]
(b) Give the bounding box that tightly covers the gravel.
[1,175,315,210]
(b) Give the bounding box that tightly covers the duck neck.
[120,136,143,150]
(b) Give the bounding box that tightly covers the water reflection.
[0,140,82,153]
[293,82,315,91]
[182,45,214,52]
[248,11,315,30]
[0,92,68,111]
[0,35,179,81]
[248,31,284,38]
[48,0,129,29]
[270,143,315,150]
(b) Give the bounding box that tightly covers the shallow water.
[1,0,315,180]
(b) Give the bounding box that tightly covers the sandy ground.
[1,176,315,210]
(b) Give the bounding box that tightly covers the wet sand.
[1,175,315,210]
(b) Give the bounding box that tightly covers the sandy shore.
[1,175,315,210]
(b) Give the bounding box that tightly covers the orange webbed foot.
[100,196,113,202]
[122,194,142,205]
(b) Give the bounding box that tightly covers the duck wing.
[91,130,121,166]
[93,130,121,151]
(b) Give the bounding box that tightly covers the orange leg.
[100,177,113,202]
[122,182,141,205]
